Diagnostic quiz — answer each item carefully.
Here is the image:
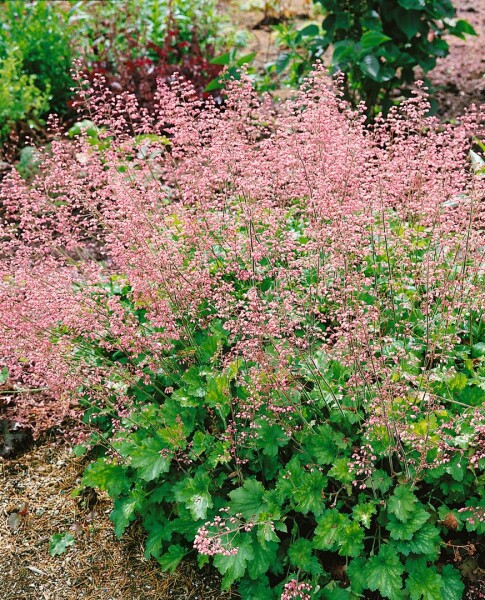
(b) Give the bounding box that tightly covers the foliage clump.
[0,0,74,143]
[271,0,476,115]
[0,69,484,597]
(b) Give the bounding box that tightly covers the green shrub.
[0,49,49,143]
[271,0,476,115]
[0,0,74,115]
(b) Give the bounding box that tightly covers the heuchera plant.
[0,69,484,598]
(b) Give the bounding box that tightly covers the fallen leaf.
[7,512,21,532]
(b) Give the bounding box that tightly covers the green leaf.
[173,472,213,520]
[360,31,391,50]
[253,419,288,457]
[158,544,186,573]
[347,557,367,594]
[440,565,464,600]
[472,342,485,358]
[247,538,279,579]
[0,366,8,384]
[213,539,254,589]
[298,24,320,38]
[205,374,230,416]
[204,78,222,92]
[359,55,380,80]
[364,545,404,600]
[387,507,430,540]
[49,532,75,556]
[236,52,256,67]
[130,437,171,482]
[238,576,275,599]
[144,517,172,559]
[292,469,327,516]
[305,425,347,465]
[328,458,353,484]
[451,19,477,37]
[396,10,421,39]
[370,469,393,494]
[398,0,425,8]
[405,559,442,600]
[339,521,365,557]
[353,501,377,528]
[82,460,131,497]
[110,495,140,538]
[288,538,322,575]
[388,485,418,522]
[229,479,266,519]
[322,587,350,600]
[393,523,442,558]
[210,51,232,66]
[445,456,464,482]
[313,509,348,551]
[72,444,87,457]
[448,372,467,391]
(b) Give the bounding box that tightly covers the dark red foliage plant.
[81,18,225,110]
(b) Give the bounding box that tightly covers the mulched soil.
[430,0,485,118]
[0,439,238,600]
[1,1,484,598]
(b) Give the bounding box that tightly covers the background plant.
[0,70,483,597]
[270,0,476,115]
[72,0,240,107]
[0,0,75,144]
[0,48,49,145]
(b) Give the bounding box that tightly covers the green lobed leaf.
[213,539,254,590]
[353,501,377,528]
[314,509,349,551]
[405,559,442,600]
[158,544,186,573]
[238,576,275,600]
[393,523,442,559]
[110,495,141,538]
[288,538,323,575]
[386,507,430,540]
[388,485,418,522]
[253,419,289,457]
[82,459,131,498]
[246,538,279,579]
[364,545,404,600]
[173,472,213,521]
[130,437,171,482]
[229,479,266,520]
[440,565,464,600]
[347,557,367,595]
[291,469,327,516]
[49,532,75,556]
[304,424,347,465]
[144,516,172,559]
[338,521,365,557]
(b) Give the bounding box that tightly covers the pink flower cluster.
[193,509,256,556]
[281,579,313,600]
[0,66,482,465]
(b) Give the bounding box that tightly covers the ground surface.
[0,440,237,599]
[1,1,484,598]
